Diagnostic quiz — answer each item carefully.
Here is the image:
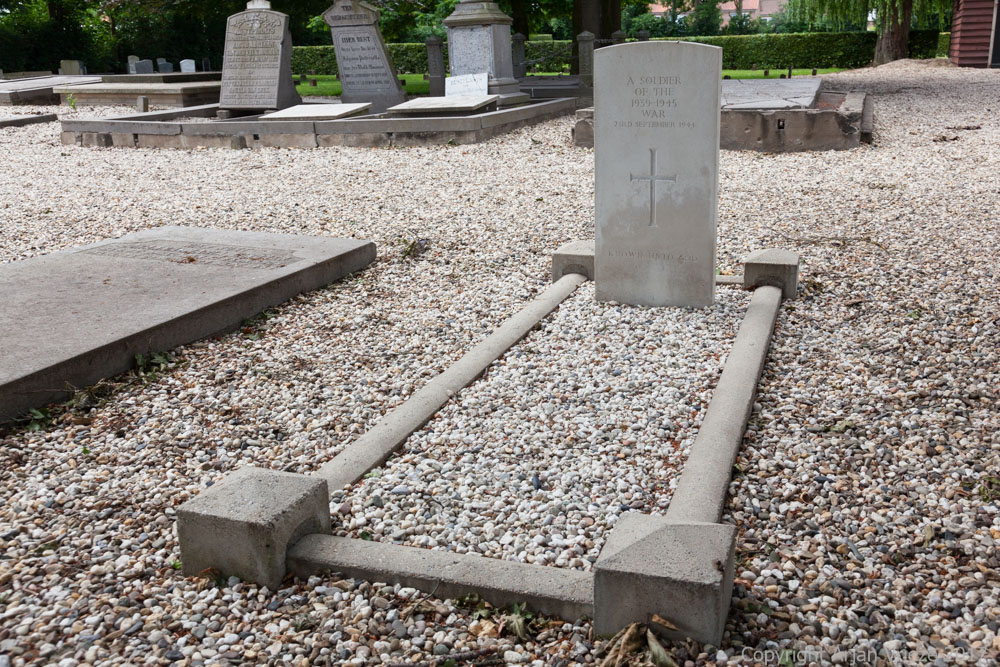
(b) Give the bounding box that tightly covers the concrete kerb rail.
[176,245,799,647]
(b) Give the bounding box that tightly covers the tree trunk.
[509,0,530,39]
[873,0,913,65]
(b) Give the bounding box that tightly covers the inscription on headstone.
[220,1,301,110]
[445,72,488,96]
[323,0,405,113]
[595,42,721,308]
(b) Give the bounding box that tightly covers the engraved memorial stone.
[220,1,301,111]
[135,59,155,74]
[595,42,721,308]
[59,60,86,75]
[180,59,197,73]
[156,58,174,73]
[445,72,488,96]
[127,55,139,74]
[443,0,527,106]
[323,0,405,113]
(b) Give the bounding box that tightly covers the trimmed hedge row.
[938,32,951,57]
[290,30,941,76]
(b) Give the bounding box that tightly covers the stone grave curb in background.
[176,249,799,646]
[58,98,575,149]
[0,113,58,129]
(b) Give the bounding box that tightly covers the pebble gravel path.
[0,59,998,665]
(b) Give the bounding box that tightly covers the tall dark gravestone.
[323,0,405,113]
[220,0,300,111]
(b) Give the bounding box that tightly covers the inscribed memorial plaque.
[323,0,405,113]
[220,5,300,110]
[594,41,721,308]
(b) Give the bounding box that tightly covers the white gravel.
[1,59,999,665]
[336,282,748,569]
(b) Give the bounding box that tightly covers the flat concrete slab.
[260,103,371,121]
[0,76,102,105]
[720,78,821,110]
[386,94,499,115]
[52,82,221,108]
[0,113,58,128]
[0,226,375,422]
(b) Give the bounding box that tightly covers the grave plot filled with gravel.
[1,60,999,666]
[336,283,749,568]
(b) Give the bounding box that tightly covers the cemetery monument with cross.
[173,39,800,646]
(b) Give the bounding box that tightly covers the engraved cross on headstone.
[630,148,676,227]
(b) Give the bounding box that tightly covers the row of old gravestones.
[218,0,523,114]
[126,56,211,75]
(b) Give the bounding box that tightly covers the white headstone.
[127,55,139,74]
[180,59,196,73]
[595,41,721,308]
[445,72,488,96]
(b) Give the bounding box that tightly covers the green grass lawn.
[297,74,429,97]
[297,68,844,97]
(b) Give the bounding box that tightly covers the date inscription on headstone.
[595,41,722,308]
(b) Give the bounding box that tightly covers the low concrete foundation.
[744,248,800,299]
[573,84,872,152]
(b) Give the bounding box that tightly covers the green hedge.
[937,32,951,57]
[290,30,940,76]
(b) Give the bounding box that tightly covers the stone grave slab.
[220,2,300,111]
[260,102,371,120]
[720,78,820,110]
[594,41,721,308]
[386,94,498,115]
[0,75,102,104]
[0,226,376,423]
[445,72,489,96]
[323,0,405,113]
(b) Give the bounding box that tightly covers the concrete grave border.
[177,245,799,646]
[0,113,58,129]
[59,98,576,149]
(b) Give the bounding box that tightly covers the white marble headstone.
[180,59,196,73]
[595,41,721,308]
[445,72,488,96]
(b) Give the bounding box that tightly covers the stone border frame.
[59,98,576,149]
[177,244,799,646]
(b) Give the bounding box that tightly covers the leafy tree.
[689,0,721,35]
[790,0,951,63]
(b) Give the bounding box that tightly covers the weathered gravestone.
[322,0,405,113]
[157,58,174,73]
[202,57,212,72]
[0,226,376,424]
[426,35,445,97]
[443,0,527,105]
[127,55,140,74]
[134,59,155,74]
[180,59,197,73]
[59,60,86,75]
[220,0,301,111]
[595,41,721,308]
